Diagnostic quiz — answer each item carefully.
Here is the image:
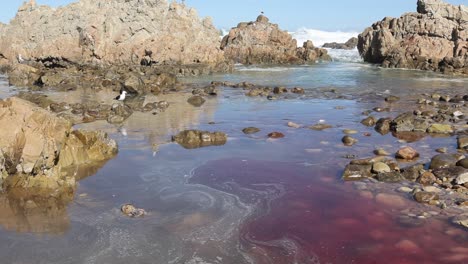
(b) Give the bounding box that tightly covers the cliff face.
[0,0,225,67]
[221,15,331,64]
[358,0,468,74]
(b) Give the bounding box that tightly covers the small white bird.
[115,90,127,101]
[17,54,24,63]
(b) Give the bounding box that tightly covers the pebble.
[343,129,358,135]
[287,122,301,128]
[268,132,285,139]
[121,204,146,218]
[374,148,390,156]
[342,135,358,146]
[397,187,413,193]
[395,147,420,160]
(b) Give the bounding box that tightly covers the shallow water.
[0,63,467,263]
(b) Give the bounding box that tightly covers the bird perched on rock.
[115,90,127,101]
[17,54,24,63]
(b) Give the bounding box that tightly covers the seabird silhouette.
[115,90,127,101]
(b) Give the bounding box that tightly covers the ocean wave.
[326,48,363,63]
[291,28,359,48]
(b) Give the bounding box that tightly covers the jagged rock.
[322,37,358,50]
[221,15,330,64]
[0,0,227,70]
[172,130,227,149]
[0,97,117,191]
[358,0,468,75]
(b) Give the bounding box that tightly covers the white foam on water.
[291,28,359,47]
[326,48,363,63]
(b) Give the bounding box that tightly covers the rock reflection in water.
[0,161,107,234]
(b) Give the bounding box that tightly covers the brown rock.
[418,171,437,186]
[396,147,419,160]
[268,132,285,139]
[414,191,439,204]
[172,130,227,149]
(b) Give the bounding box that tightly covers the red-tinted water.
[190,159,468,264]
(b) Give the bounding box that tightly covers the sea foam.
[291,28,359,47]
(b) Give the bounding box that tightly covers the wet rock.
[107,103,133,124]
[401,163,424,181]
[429,154,459,169]
[342,164,372,180]
[375,118,391,135]
[242,127,260,134]
[361,116,376,126]
[121,204,146,218]
[287,122,301,128]
[375,193,406,209]
[393,131,427,143]
[291,87,305,94]
[273,87,288,94]
[374,148,390,156]
[452,213,468,229]
[342,136,358,146]
[457,158,468,169]
[187,96,206,107]
[455,171,468,185]
[377,171,404,183]
[427,124,454,134]
[436,147,448,154]
[372,162,391,173]
[172,130,227,149]
[397,186,413,193]
[0,97,117,191]
[414,191,439,204]
[350,157,386,165]
[418,171,437,186]
[385,95,400,103]
[458,136,468,150]
[391,112,415,132]
[395,147,419,160]
[432,166,467,181]
[309,123,333,131]
[203,86,218,96]
[268,132,285,139]
[58,130,118,167]
[343,129,358,135]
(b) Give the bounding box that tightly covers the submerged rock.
[187,96,206,107]
[395,147,419,160]
[121,204,146,218]
[242,127,261,134]
[172,130,227,149]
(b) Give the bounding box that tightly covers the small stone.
[455,171,468,185]
[287,122,301,128]
[377,171,404,183]
[268,132,284,139]
[121,204,146,218]
[187,95,206,107]
[242,127,260,134]
[418,171,436,186]
[397,187,413,193]
[342,164,372,180]
[361,116,376,126]
[291,87,305,94]
[457,158,468,169]
[396,147,419,160]
[427,124,453,134]
[458,136,468,149]
[343,129,358,135]
[385,95,400,103]
[372,162,391,173]
[429,154,458,169]
[375,118,391,135]
[451,213,468,229]
[374,148,390,156]
[414,192,439,204]
[435,147,447,153]
[309,123,333,131]
[342,136,358,146]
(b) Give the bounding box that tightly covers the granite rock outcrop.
[0,0,227,71]
[221,15,331,64]
[358,0,468,74]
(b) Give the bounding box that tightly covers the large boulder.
[0,97,117,191]
[221,15,331,64]
[0,0,226,69]
[358,0,468,74]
